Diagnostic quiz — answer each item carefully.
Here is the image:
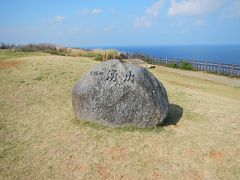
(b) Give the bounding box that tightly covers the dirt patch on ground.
[61,155,85,173]
[208,150,225,159]
[181,169,203,180]
[0,60,22,68]
[96,164,111,179]
[152,171,162,179]
[187,148,202,156]
[109,146,128,154]
[107,146,129,161]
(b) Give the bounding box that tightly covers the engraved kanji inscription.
[106,70,118,82]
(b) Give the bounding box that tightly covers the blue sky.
[0,0,240,46]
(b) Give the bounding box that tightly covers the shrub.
[180,61,193,70]
[143,56,153,64]
[94,54,103,61]
[34,75,44,81]
[167,62,178,68]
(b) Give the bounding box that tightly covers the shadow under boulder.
[161,104,183,126]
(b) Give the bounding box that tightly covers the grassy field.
[0,50,50,60]
[1,52,240,179]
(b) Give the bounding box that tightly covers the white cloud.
[168,0,223,16]
[80,8,103,15]
[134,0,164,28]
[92,8,103,15]
[55,16,65,23]
[146,0,164,17]
[134,16,152,28]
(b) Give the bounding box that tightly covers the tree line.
[0,42,127,61]
[0,42,59,52]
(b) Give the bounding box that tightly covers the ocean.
[88,45,240,65]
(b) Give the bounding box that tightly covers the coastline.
[85,45,240,65]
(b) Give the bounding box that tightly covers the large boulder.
[72,59,169,128]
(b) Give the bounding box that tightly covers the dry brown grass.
[63,48,121,60]
[0,54,240,179]
[0,60,23,69]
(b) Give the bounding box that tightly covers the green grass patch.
[71,118,167,134]
[0,50,49,60]
[180,61,193,70]
[167,62,178,68]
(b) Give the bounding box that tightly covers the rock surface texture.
[72,59,169,128]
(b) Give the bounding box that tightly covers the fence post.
[193,60,196,70]
[206,61,208,72]
[231,64,235,77]
[218,63,222,74]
